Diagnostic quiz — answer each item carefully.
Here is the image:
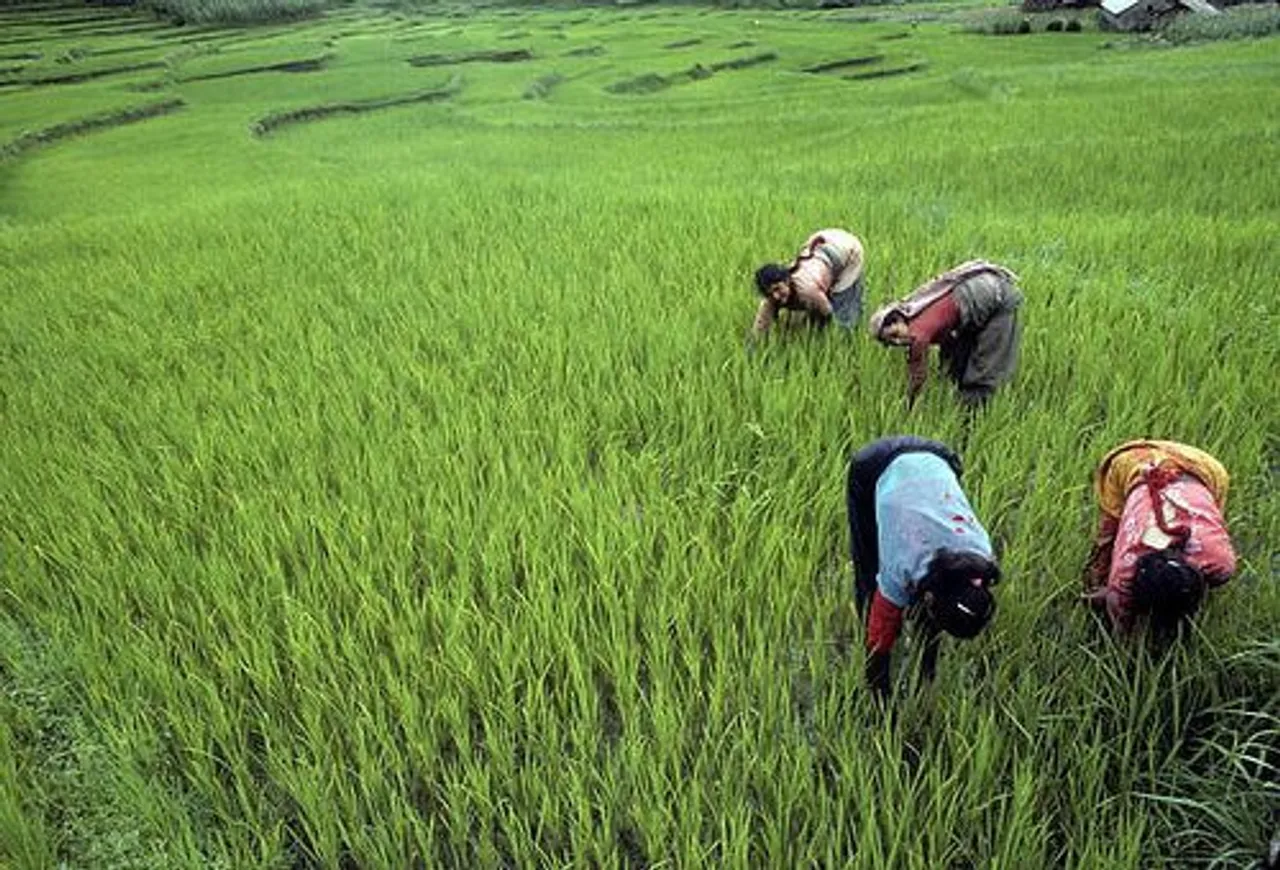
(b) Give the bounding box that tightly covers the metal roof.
[1101,0,1220,14]
[1101,0,1139,14]
[1180,0,1221,14]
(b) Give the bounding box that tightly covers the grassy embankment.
[1,3,1278,867]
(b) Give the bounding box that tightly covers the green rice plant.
[522,71,563,98]
[949,65,1019,99]
[0,4,1276,868]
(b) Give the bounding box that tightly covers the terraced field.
[1,2,1278,867]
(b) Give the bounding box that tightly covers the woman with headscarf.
[1083,440,1236,636]
[870,260,1023,407]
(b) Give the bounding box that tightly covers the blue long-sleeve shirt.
[874,452,993,608]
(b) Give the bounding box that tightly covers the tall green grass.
[1,6,1277,867]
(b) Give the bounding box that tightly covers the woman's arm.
[1084,514,1119,590]
[906,339,929,407]
[865,589,904,697]
[919,619,942,684]
[751,297,778,336]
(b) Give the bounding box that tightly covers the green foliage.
[0,624,189,869]
[1,4,1278,868]
[1139,642,1280,866]
[1161,3,1280,42]
[145,0,329,26]
[965,9,1091,34]
[963,9,1034,33]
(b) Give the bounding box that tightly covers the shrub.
[142,0,328,25]
[964,10,1035,34]
[1161,4,1280,41]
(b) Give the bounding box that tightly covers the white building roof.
[1101,0,1139,14]
[1180,0,1221,14]
[1101,0,1220,14]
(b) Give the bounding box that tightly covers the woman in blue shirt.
[847,436,1002,697]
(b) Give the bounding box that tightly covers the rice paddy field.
[1,1,1278,866]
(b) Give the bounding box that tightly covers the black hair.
[754,263,791,296]
[1132,549,1205,635]
[921,549,999,640]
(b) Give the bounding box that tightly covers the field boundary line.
[0,98,185,162]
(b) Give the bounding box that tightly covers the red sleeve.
[906,339,928,403]
[902,294,960,404]
[1106,586,1135,633]
[1107,553,1137,630]
[866,589,904,653]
